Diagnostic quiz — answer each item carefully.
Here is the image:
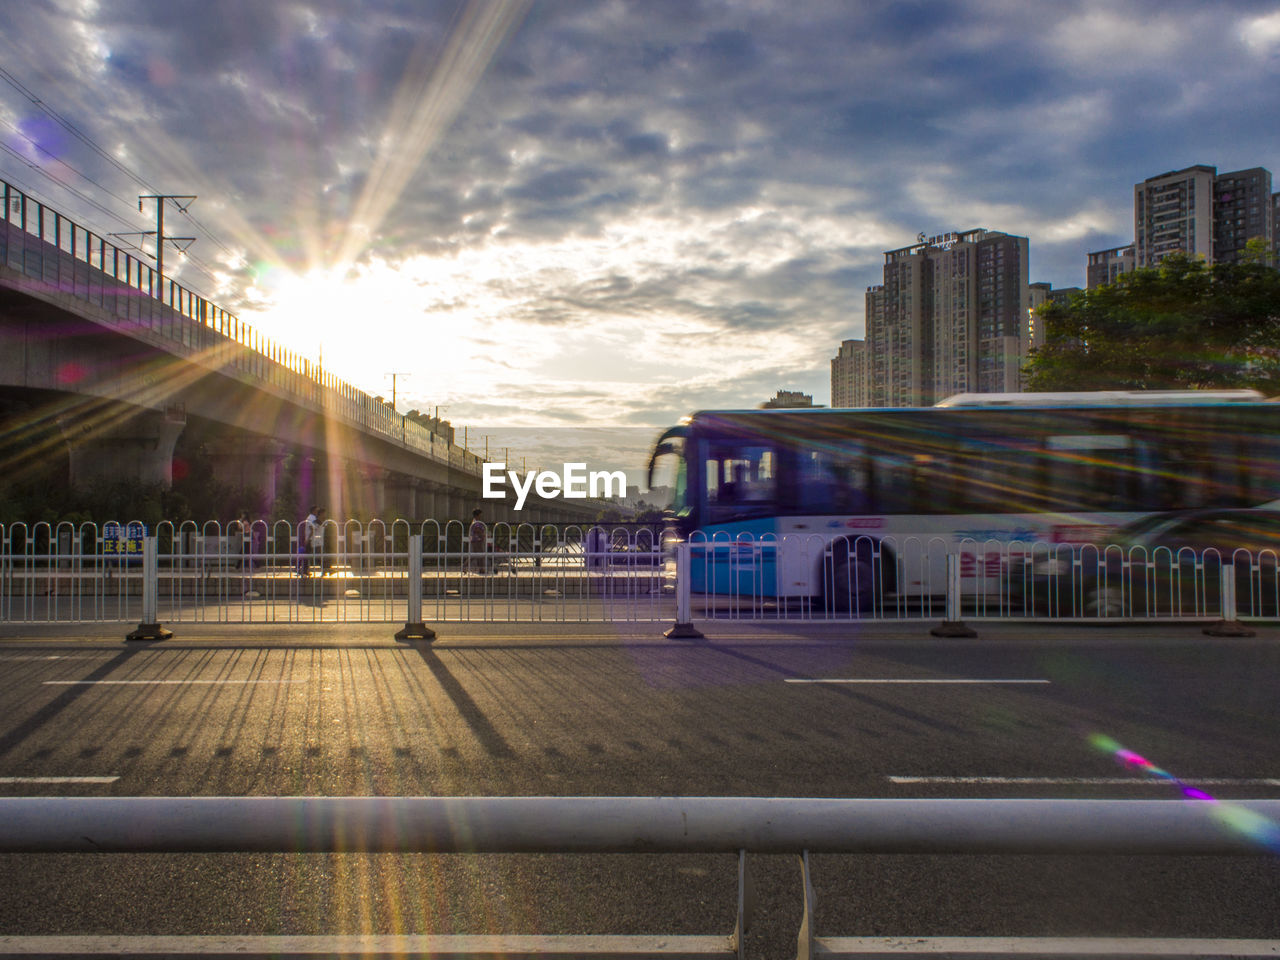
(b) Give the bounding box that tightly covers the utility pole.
[385,372,411,411]
[138,194,196,297]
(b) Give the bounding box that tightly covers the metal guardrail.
[0,796,1277,959]
[0,520,673,630]
[1,520,1277,635]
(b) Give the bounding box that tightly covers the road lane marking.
[786,678,1051,684]
[43,679,308,686]
[0,776,119,784]
[889,776,1280,786]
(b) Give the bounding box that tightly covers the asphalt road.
[0,619,1276,958]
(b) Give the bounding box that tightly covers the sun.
[244,261,448,399]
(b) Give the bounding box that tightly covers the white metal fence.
[0,520,673,627]
[1,521,1276,631]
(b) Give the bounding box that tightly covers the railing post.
[931,552,976,638]
[126,536,171,641]
[396,534,435,641]
[664,541,704,639]
[1205,560,1254,637]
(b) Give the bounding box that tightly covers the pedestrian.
[298,506,325,576]
[469,508,487,574]
[232,510,251,572]
[233,510,261,598]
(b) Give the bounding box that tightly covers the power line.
[0,64,160,195]
[0,67,243,270]
[0,115,136,210]
[0,141,139,231]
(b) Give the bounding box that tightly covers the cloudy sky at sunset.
[2,0,1279,481]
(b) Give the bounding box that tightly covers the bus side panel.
[689,520,779,597]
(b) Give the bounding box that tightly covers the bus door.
[698,441,779,597]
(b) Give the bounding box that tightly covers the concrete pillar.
[61,408,185,489]
[417,483,437,525]
[204,437,286,506]
[350,465,385,521]
[385,474,422,523]
[294,454,329,516]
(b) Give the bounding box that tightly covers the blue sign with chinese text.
[103,522,146,562]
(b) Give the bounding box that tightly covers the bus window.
[706,443,776,523]
[1044,434,1143,511]
[794,442,871,515]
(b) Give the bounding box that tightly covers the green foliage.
[1024,254,1280,393]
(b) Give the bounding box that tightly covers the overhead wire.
[0,64,161,195]
[0,65,245,283]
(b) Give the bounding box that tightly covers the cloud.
[1,0,1277,438]
[1241,11,1280,55]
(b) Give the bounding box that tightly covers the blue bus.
[646,391,1280,611]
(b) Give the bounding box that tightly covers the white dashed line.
[43,679,307,685]
[0,776,119,784]
[888,776,1280,786]
[785,678,1051,684]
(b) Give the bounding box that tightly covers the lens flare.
[1089,733,1280,854]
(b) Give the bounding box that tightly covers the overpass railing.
[0,521,1276,633]
[0,178,486,473]
[0,796,1276,959]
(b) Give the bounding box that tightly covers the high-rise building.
[1134,165,1215,268]
[1086,244,1135,288]
[1274,192,1280,263]
[1134,165,1276,268]
[865,229,1029,407]
[830,339,868,408]
[1213,168,1273,264]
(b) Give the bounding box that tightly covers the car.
[495,540,664,574]
[1008,508,1280,618]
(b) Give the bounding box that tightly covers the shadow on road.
[404,640,515,759]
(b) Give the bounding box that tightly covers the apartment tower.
[830,338,869,408]
[866,229,1030,407]
[1135,165,1275,267]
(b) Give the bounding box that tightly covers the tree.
[1024,254,1280,394]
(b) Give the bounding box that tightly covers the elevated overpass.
[0,178,596,524]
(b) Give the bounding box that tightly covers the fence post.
[1205,560,1254,637]
[395,534,435,641]
[931,552,976,638]
[126,536,172,641]
[664,541,704,639]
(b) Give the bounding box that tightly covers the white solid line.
[0,776,119,784]
[43,679,307,686]
[888,776,1280,786]
[785,678,1051,684]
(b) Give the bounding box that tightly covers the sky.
[2,0,1279,486]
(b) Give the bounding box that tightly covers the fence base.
[930,620,977,638]
[395,622,437,641]
[664,622,705,640]
[1203,619,1255,638]
[126,622,173,641]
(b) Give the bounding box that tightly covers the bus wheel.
[830,553,877,614]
